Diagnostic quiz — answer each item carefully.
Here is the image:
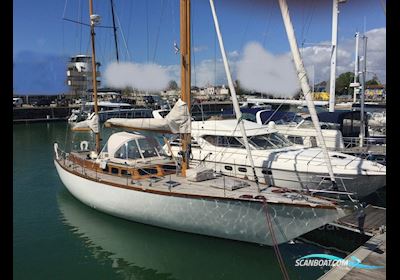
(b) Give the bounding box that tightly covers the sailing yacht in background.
[54,0,352,247]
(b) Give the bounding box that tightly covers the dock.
[318,205,386,280]
[319,232,386,280]
[13,106,77,123]
[330,204,386,237]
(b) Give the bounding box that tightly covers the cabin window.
[162,164,177,172]
[127,142,142,159]
[111,167,119,174]
[114,140,141,160]
[241,113,256,122]
[115,143,128,159]
[203,135,244,148]
[138,168,158,176]
[287,135,303,145]
[137,137,163,158]
[121,169,130,176]
[101,143,108,153]
[247,133,293,149]
[331,155,346,159]
[219,136,243,148]
[224,165,233,171]
[238,167,247,173]
[203,135,217,145]
[262,169,272,175]
[309,136,317,147]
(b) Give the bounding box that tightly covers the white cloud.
[194,45,208,53]
[104,62,172,91]
[228,50,240,58]
[237,42,300,97]
[301,27,386,84]
[105,27,385,92]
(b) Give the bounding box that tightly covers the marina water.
[14,122,364,280]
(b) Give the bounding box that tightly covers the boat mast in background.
[180,0,191,176]
[359,35,368,147]
[351,32,360,103]
[278,0,337,186]
[110,0,119,63]
[89,0,101,153]
[329,0,347,112]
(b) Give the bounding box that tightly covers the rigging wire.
[191,0,197,87]
[214,30,217,86]
[153,0,166,63]
[79,0,83,53]
[262,0,274,48]
[300,0,316,55]
[146,1,150,62]
[125,0,135,61]
[115,11,132,61]
[62,0,69,18]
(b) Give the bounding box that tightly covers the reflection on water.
[57,189,337,280]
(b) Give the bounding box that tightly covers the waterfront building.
[66,54,101,99]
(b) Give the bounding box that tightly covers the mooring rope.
[262,200,290,280]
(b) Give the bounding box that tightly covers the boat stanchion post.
[356,202,367,234]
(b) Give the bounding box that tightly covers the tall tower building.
[66,54,101,100]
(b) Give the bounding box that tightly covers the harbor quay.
[13,106,79,123]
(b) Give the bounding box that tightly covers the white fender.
[54,143,59,160]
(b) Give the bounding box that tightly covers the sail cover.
[105,99,191,134]
[71,113,99,133]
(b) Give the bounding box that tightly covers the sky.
[13,0,386,95]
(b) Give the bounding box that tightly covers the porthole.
[262,169,272,175]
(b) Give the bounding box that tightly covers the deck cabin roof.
[191,119,277,137]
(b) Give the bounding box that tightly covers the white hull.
[193,160,386,198]
[55,160,344,245]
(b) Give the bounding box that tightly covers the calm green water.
[14,122,349,280]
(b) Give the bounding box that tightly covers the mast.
[209,0,260,191]
[278,0,336,185]
[89,0,101,153]
[110,0,119,62]
[328,0,339,112]
[352,32,360,103]
[359,35,367,147]
[180,0,191,176]
[328,0,347,112]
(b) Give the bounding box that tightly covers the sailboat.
[54,0,353,246]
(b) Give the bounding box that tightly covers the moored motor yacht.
[164,119,386,198]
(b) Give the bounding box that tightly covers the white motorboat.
[68,100,153,123]
[163,119,385,198]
